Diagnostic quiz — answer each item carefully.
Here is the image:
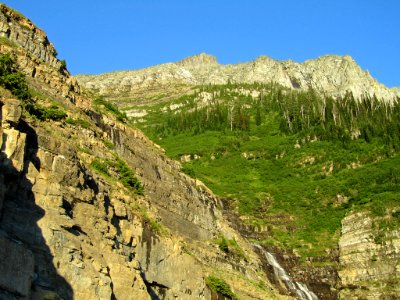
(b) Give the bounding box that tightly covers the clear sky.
[2,1,399,87]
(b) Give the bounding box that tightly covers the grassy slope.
[132,84,400,259]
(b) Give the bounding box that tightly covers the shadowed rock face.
[0,100,73,299]
[77,53,398,102]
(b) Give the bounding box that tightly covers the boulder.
[1,128,26,173]
[1,99,22,129]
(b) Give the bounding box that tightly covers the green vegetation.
[0,36,17,48]
[59,59,67,71]
[206,276,237,299]
[0,52,67,121]
[134,83,400,258]
[115,156,144,195]
[216,236,246,259]
[91,153,150,229]
[90,155,144,195]
[25,103,67,121]
[90,158,110,176]
[0,53,30,100]
[66,117,91,128]
[132,203,164,234]
[93,96,127,122]
[147,83,400,151]
[102,139,115,149]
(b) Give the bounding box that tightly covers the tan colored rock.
[2,128,26,172]
[113,199,127,218]
[0,4,58,68]
[77,53,398,103]
[1,99,22,128]
[339,212,400,299]
[136,230,207,299]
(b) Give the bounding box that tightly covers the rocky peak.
[176,53,218,67]
[253,55,277,64]
[77,53,399,103]
[0,4,59,69]
[0,4,86,107]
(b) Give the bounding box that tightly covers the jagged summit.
[176,53,218,66]
[77,53,398,102]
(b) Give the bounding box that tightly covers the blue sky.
[2,1,399,87]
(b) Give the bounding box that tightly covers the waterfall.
[253,244,318,300]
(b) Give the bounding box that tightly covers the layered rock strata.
[339,212,400,299]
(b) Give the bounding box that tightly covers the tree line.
[151,83,400,150]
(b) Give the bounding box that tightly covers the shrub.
[392,210,400,220]
[205,276,237,299]
[181,164,196,178]
[90,158,110,176]
[216,236,229,253]
[93,97,127,122]
[90,155,144,195]
[115,157,144,195]
[103,139,115,149]
[0,53,30,100]
[0,36,17,47]
[59,59,67,71]
[26,103,67,121]
[0,53,15,76]
[1,72,30,100]
[216,235,246,259]
[66,117,90,128]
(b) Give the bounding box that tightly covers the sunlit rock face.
[339,212,400,299]
[77,53,398,103]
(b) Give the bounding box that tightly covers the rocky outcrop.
[0,4,84,108]
[338,212,400,299]
[77,53,398,102]
[0,4,58,68]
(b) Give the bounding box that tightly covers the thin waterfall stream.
[253,244,318,300]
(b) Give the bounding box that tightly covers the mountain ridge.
[76,52,399,102]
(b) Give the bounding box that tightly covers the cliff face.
[0,4,290,300]
[0,4,83,108]
[339,212,400,299]
[77,53,398,102]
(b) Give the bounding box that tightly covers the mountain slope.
[76,33,400,300]
[0,4,292,300]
